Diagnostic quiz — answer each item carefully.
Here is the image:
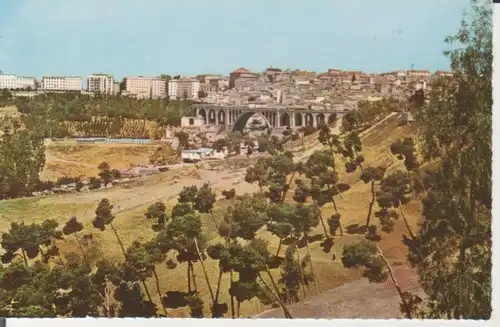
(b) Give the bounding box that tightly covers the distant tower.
[411,63,415,70]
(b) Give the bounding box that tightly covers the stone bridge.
[192,104,346,132]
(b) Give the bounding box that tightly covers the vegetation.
[0,121,45,199]
[2,92,192,139]
[0,0,491,319]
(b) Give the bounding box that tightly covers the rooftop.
[232,67,250,74]
[182,147,214,154]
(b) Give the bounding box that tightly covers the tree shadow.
[308,233,325,243]
[268,256,284,269]
[320,237,334,253]
[282,237,296,246]
[346,223,367,235]
[365,225,381,242]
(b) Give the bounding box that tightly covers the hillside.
[0,113,421,318]
[41,142,158,180]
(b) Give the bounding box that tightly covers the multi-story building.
[168,78,200,100]
[87,74,115,94]
[0,73,37,90]
[229,68,259,88]
[434,70,454,78]
[380,71,407,79]
[407,70,431,79]
[41,76,82,91]
[196,74,218,84]
[124,76,167,99]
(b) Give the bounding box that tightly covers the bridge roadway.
[191,104,347,132]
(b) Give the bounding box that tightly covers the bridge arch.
[328,113,337,125]
[232,112,271,132]
[198,108,207,124]
[279,112,291,128]
[304,113,314,126]
[217,110,226,124]
[208,109,216,124]
[294,113,303,127]
[316,113,325,126]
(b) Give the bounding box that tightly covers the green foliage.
[221,188,236,200]
[224,194,269,240]
[278,244,302,303]
[194,183,216,214]
[178,185,198,203]
[145,202,168,229]
[92,198,115,231]
[245,152,296,203]
[341,240,388,283]
[375,171,410,233]
[390,138,419,172]
[0,124,46,199]
[88,177,102,190]
[9,93,191,137]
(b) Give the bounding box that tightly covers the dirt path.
[253,265,425,319]
[47,165,259,224]
[294,117,343,162]
[359,112,399,137]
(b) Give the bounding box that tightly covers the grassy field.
[41,142,158,180]
[0,114,422,317]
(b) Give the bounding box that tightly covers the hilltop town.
[1,67,452,107]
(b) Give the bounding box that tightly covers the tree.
[376,171,414,239]
[144,202,168,231]
[303,149,348,237]
[359,166,386,232]
[0,124,46,199]
[390,137,419,190]
[62,217,90,269]
[160,74,172,82]
[245,151,296,203]
[88,177,102,190]
[92,199,156,311]
[278,244,302,304]
[221,188,236,200]
[194,183,219,229]
[97,162,113,186]
[123,241,168,316]
[224,194,269,241]
[110,169,122,180]
[178,185,198,204]
[157,210,212,317]
[406,0,492,319]
[175,131,190,151]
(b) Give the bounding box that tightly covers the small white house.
[181,147,227,162]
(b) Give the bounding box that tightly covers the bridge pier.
[192,105,344,133]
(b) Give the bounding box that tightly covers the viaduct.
[191,104,347,132]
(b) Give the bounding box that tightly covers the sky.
[0,0,470,79]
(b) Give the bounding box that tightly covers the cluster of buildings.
[203,67,453,111]
[0,67,452,105]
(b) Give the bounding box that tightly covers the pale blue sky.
[0,0,469,79]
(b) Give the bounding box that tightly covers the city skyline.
[0,0,469,79]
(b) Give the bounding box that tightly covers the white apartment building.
[41,76,82,91]
[87,74,115,94]
[124,76,166,99]
[168,79,178,99]
[0,74,37,90]
[168,78,200,100]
